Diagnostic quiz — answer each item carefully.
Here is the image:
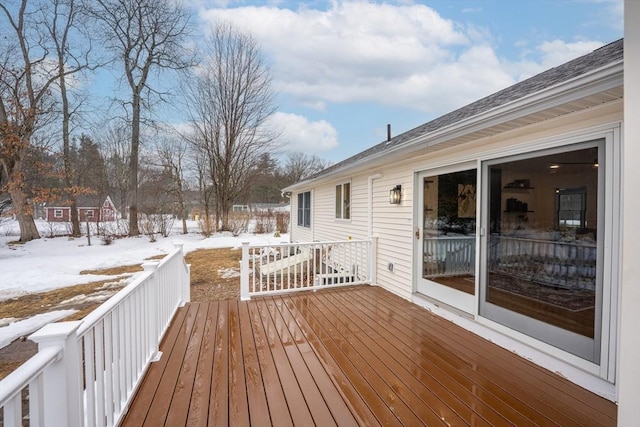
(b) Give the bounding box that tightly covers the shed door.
[416,166,478,314]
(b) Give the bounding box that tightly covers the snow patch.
[0,218,288,302]
[218,268,240,279]
[0,310,78,349]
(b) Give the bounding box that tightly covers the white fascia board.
[285,61,623,192]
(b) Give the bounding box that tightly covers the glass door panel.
[480,144,602,363]
[417,168,477,313]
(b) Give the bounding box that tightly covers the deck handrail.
[0,242,191,427]
[240,238,377,300]
[0,346,61,425]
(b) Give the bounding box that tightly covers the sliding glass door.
[480,142,603,363]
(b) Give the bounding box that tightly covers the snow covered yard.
[0,218,287,352]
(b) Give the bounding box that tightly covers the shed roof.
[45,194,109,208]
[287,38,623,189]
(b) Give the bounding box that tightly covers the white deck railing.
[423,236,476,277]
[240,238,376,300]
[0,243,190,427]
[489,235,597,290]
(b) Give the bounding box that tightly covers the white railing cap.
[30,321,82,346]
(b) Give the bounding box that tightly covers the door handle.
[415,228,420,240]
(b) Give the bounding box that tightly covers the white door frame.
[414,161,480,315]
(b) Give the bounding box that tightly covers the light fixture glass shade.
[389,185,402,204]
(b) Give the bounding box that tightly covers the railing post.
[369,237,378,285]
[29,321,83,427]
[173,242,190,303]
[142,261,161,362]
[240,242,250,300]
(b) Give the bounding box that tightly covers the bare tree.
[0,0,89,242]
[154,133,189,234]
[283,151,331,182]
[100,122,130,217]
[90,0,194,236]
[48,0,93,237]
[189,140,215,236]
[185,22,278,231]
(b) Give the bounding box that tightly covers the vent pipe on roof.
[387,124,391,142]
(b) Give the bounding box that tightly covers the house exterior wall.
[45,197,117,223]
[293,100,623,302]
[290,190,314,242]
[290,98,624,397]
[78,208,99,222]
[46,207,71,222]
[618,0,640,421]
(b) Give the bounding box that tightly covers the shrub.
[140,214,157,242]
[276,211,290,234]
[253,209,277,234]
[228,212,250,237]
[198,215,214,237]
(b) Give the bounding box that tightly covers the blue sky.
[164,1,624,163]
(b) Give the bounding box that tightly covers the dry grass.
[186,248,243,301]
[0,247,243,381]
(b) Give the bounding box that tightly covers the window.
[557,187,586,229]
[54,209,63,218]
[335,182,351,219]
[86,210,94,218]
[297,191,311,227]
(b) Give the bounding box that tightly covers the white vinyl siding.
[291,190,314,242]
[303,102,622,303]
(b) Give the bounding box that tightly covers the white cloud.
[537,39,605,67]
[508,39,605,81]
[198,2,506,113]
[269,112,338,153]
[196,1,615,116]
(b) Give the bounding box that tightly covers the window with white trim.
[86,210,94,218]
[54,209,63,218]
[297,191,311,227]
[335,182,351,220]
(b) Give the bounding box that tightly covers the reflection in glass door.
[480,143,602,363]
[417,167,477,313]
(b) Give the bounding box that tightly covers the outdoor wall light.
[389,185,402,204]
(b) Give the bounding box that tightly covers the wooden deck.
[121,285,616,426]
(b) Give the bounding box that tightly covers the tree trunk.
[128,91,141,236]
[59,61,81,237]
[70,200,80,236]
[8,166,40,242]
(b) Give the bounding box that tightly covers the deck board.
[121,285,617,426]
[186,301,217,426]
[360,287,615,425]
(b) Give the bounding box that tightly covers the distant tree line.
[0,0,330,241]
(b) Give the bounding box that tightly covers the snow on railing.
[240,238,376,300]
[0,242,190,427]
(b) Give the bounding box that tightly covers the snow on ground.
[0,218,289,348]
[0,218,288,301]
[0,310,78,349]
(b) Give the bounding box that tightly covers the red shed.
[45,195,117,223]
